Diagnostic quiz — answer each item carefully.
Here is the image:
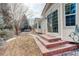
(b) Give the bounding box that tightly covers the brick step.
[34,37,77,56]
[52,50,77,56]
[39,34,61,42]
[36,36,69,48]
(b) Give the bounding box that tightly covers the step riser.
[37,37,46,47]
[39,35,61,42]
[48,38,61,42]
[37,37,68,48]
[43,46,77,56]
[47,41,68,48]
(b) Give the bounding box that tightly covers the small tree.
[8,3,28,35]
[0,3,33,35]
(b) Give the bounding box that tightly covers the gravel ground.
[0,32,42,56]
[4,34,42,56]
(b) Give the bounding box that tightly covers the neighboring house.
[37,3,79,42]
[34,18,47,33]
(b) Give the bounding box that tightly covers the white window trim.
[64,3,77,29]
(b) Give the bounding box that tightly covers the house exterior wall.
[42,4,62,37]
[34,18,43,33]
[34,18,47,34]
[34,19,39,33]
[62,3,79,42]
[41,19,47,34]
[41,3,79,42]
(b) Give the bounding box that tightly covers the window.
[39,24,41,29]
[47,13,53,32]
[52,10,58,32]
[66,15,75,26]
[65,3,76,26]
[47,10,58,32]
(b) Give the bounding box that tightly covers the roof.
[41,3,53,16]
[34,18,45,23]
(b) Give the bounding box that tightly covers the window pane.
[47,14,53,32]
[52,10,58,32]
[71,3,76,14]
[65,3,76,14]
[66,15,75,26]
[65,4,71,14]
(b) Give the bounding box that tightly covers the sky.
[24,3,45,18]
[24,3,45,26]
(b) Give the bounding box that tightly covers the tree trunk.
[12,22,20,35]
[15,24,19,35]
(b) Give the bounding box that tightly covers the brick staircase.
[34,34,78,56]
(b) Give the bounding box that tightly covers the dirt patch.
[3,34,42,56]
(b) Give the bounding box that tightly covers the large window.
[47,13,53,32]
[65,3,76,26]
[47,10,58,32]
[52,10,58,32]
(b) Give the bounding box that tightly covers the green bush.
[3,29,14,39]
[0,29,6,37]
